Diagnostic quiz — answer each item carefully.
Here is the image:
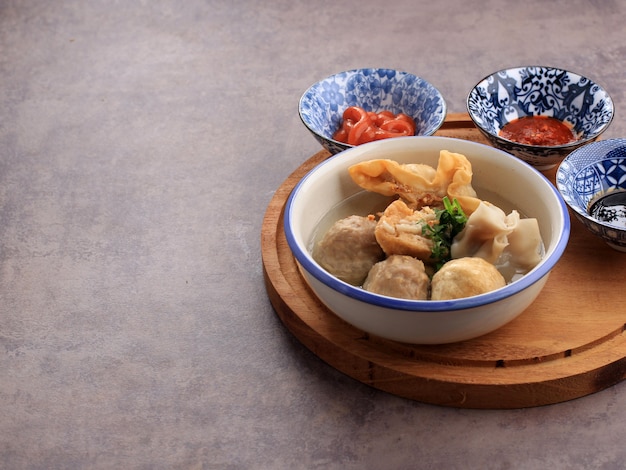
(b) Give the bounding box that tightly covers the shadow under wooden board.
[261,112,626,409]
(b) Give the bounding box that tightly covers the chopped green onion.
[419,196,467,270]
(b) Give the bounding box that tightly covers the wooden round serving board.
[261,114,626,409]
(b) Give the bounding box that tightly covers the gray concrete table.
[1,1,625,468]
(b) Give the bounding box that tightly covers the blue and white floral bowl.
[467,66,614,170]
[556,139,626,252]
[299,68,447,155]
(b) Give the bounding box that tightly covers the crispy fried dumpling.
[348,150,481,214]
[374,199,436,262]
[363,255,430,300]
[313,215,384,286]
[430,257,506,300]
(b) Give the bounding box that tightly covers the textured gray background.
[1,1,626,468]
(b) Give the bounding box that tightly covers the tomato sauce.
[499,116,576,146]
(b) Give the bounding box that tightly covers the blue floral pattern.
[467,66,614,169]
[299,68,447,155]
[556,139,626,250]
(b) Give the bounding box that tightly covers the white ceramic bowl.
[284,137,570,344]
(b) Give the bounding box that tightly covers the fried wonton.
[374,199,436,262]
[348,150,481,214]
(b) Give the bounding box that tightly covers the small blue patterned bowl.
[467,66,614,171]
[556,139,626,252]
[299,68,447,155]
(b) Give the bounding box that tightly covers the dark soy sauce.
[589,190,626,228]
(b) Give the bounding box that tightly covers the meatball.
[313,215,384,286]
[430,257,506,300]
[363,255,429,300]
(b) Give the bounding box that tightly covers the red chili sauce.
[499,116,576,146]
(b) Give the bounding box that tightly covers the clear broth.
[310,189,540,285]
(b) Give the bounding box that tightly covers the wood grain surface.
[261,113,626,409]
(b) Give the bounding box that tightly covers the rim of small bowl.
[284,136,571,312]
[466,65,615,151]
[297,104,351,151]
[298,68,448,148]
[556,138,626,232]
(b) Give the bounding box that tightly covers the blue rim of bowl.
[284,137,571,312]
[556,138,626,231]
[466,65,614,150]
[298,68,448,147]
